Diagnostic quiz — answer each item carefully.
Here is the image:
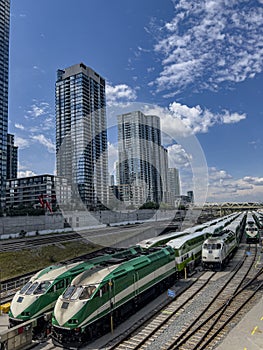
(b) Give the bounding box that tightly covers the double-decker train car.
[136,230,187,249]
[252,210,263,230]
[8,246,142,330]
[201,213,246,270]
[166,230,210,272]
[52,246,176,348]
[245,211,260,243]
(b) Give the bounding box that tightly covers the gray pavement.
[215,295,263,350]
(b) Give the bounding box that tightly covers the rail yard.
[0,210,263,350]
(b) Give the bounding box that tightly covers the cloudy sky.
[8,0,263,203]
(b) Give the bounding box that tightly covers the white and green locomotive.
[8,246,142,331]
[52,246,176,348]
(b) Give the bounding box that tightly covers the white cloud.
[151,0,263,93]
[143,102,245,137]
[243,176,263,186]
[205,167,259,202]
[26,101,50,118]
[167,144,191,168]
[221,111,246,124]
[106,84,137,104]
[18,170,36,178]
[15,123,25,130]
[15,136,30,149]
[31,134,55,153]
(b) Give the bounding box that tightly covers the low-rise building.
[6,174,57,211]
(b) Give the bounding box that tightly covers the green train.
[8,246,142,334]
[166,230,210,272]
[52,246,176,348]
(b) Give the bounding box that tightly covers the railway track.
[0,232,83,252]
[105,245,261,350]
[163,246,262,350]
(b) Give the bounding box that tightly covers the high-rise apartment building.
[0,0,10,207]
[118,111,165,206]
[56,63,108,209]
[168,168,180,206]
[7,133,18,179]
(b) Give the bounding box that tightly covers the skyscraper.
[7,133,18,179]
[168,168,180,205]
[56,63,108,209]
[118,111,165,206]
[0,0,10,207]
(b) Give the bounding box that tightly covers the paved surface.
[0,313,9,333]
[215,295,263,350]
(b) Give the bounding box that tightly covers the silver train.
[245,211,260,243]
[201,212,246,270]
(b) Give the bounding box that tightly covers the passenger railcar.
[137,230,187,249]
[166,231,209,272]
[52,246,176,348]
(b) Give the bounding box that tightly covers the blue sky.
[8,0,263,203]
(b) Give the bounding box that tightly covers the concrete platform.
[0,313,9,333]
[215,295,263,350]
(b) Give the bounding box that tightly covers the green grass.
[0,241,99,281]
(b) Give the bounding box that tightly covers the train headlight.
[69,319,79,325]
[21,311,30,317]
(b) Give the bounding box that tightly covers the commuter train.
[8,246,142,331]
[245,211,260,243]
[137,213,239,249]
[201,212,246,270]
[52,246,176,348]
[163,212,240,271]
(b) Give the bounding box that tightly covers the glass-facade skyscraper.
[56,63,108,210]
[118,111,164,205]
[0,0,10,207]
[7,133,18,179]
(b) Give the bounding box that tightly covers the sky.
[7,0,263,203]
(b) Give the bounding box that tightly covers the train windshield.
[20,281,32,294]
[25,282,38,295]
[203,243,221,250]
[24,281,51,295]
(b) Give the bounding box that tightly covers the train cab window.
[79,285,96,300]
[20,281,32,294]
[33,281,51,294]
[216,244,221,249]
[25,282,38,295]
[70,287,83,300]
[204,243,212,250]
[62,285,75,299]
